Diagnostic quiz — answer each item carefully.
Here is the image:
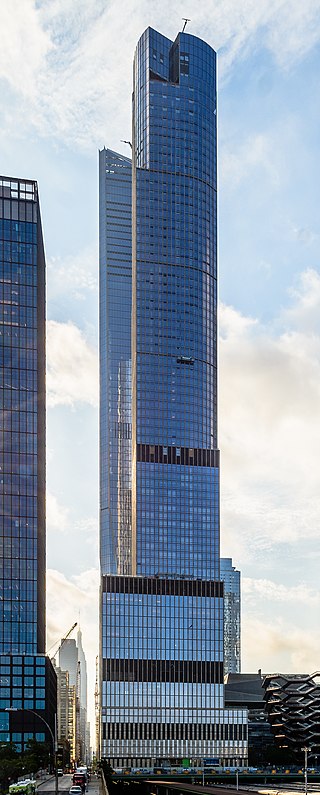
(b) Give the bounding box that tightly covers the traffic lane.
[38,778,100,795]
[38,775,73,792]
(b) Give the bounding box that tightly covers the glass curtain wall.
[100,29,248,766]
[0,175,51,751]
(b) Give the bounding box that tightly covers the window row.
[103,720,247,741]
[103,575,222,598]
[137,443,218,467]
[103,658,223,684]
[0,220,37,244]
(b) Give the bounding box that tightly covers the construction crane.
[182,18,191,32]
[47,621,78,660]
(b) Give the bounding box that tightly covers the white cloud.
[242,615,320,674]
[243,577,320,607]
[0,0,52,97]
[220,303,258,338]
[47,491,69,532]
[46,319,98,408]
[264,0,320,68]
[1,0,320,150]
[220,268,320,559]
[220,133,281,191]
[46,568,99,745]
[284,268,320,333]
[48,245,98,303]
[290,224,318,247]
[219,110,307,196]
[46,568,99,662]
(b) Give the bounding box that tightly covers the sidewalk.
[89,776,104,795]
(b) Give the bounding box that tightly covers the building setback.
[0,176,56,749]
[99,27,247,766]
[225,672,274,766]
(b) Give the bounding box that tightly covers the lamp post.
[302,746,310,795]
[6,707,58,795]
[235,759,239,792]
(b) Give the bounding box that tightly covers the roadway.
[38,775,101,795]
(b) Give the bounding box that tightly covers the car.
[57,770,63,777]
[69,787,83,795]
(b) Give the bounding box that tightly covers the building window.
[180,52,189,75]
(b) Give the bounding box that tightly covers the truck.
[72,773,86,791]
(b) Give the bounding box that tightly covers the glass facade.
[99,149,132,576]
[221,558,241,675]
[132,28,218,582]
[99,29,247,766]
[0,175,55,749]
[0,178,45,657]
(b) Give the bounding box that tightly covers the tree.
[23,739,51,773]
[0,743,24,794]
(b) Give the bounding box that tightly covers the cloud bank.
[1,0,320,150]
[46,319,98,408]
[46,568,99,741]
[220,267,320,561]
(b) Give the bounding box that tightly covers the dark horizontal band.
[137,443,219,467]
[103,657,223,684]
[102,721,247,741]
[102,575,223,599]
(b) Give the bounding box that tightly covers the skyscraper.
[221,558,241,675]
[58,631,89,763]
[99,28,247,766]
[0,175,56,750]
[59,639,78,687]
[59,639,79,762]
[99,149,132,577]
[77,628,89,763]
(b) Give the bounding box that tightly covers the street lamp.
[302,746,311,795]
[235,759,239,792]
[5,707,58,795]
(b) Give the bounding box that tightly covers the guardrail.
[108,772,320,783]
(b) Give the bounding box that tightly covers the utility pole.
[302,746,310,795]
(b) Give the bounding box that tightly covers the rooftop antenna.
[182,18,191,32]
[121,139,132,149]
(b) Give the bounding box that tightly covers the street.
[38,775,101,795]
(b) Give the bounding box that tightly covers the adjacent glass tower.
[221,558,241,675]
[99,28,247,766]
[0,176,56,750]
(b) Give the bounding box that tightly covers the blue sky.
[1,0,320,742]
